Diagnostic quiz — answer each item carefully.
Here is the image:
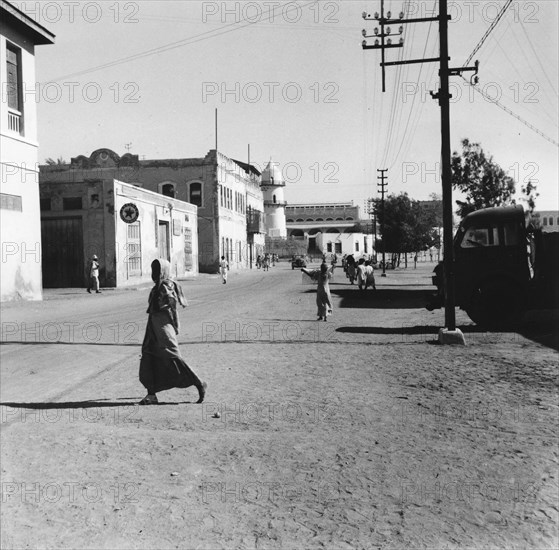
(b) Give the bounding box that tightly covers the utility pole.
[377,169,387,277]
[362,0,478,342]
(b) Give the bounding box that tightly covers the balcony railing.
[264,200,287,207]
[8,110,22,134]
[247,209,265,234]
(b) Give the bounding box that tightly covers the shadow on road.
[0,341,138,346]
[330,288,433,309]
[0,399,190,409]
[336,313,559,351]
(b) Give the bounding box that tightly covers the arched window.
[316,218,324,221]
[162,183,175,198]
[306,218,314,222]
[189,182,202,207]
[296,218,304,222]
[286,219,295,223]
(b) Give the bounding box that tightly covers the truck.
[427,205,559,326]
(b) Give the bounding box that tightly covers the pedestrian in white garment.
[220,256,229,284]
[87,255,101,294]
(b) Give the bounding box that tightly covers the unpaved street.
[1,263,558,549]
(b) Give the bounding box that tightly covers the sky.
[20,0,559,213]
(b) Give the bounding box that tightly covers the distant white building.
[261,160,287,239]
[285,202,374,257]
[0,1,54,300]
[533,210,559,233]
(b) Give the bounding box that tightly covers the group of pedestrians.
[342,254,377,291]
[255,253,278,271]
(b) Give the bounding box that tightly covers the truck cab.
[430,205,540,326]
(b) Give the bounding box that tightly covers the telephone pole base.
[438,327,466,345]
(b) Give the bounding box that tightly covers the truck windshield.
[460,226,500,248]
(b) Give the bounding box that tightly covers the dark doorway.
[41,217,84,287]
[158,221,170,261]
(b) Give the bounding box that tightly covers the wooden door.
[41,217,84,287]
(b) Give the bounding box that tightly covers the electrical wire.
[461,76,559,148]
[48,1,317,82]
[463,0,513,67]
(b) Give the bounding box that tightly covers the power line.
[48,1,316,82]
[461,76,559,148]
[463,0,513,67]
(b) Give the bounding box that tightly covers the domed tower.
[260,160,287,238]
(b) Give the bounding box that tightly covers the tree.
[520,180,539,214]
[375,193,438,256]
[44,157,66,165]
[451,138,515,218]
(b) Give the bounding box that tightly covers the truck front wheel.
[465,280,526,328]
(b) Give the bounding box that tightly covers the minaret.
[260,160,287,238]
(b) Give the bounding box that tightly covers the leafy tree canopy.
[375,193,439,253]
[451,138,516,218]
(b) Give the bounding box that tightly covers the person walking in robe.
[220,255,229,284]
[346,254,357,285]
[139,259,207,405]
[87,255,101,294]
[357,259,376,290]
[302,261,333,321]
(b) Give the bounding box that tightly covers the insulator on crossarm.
[374,27,379,35]
[374,11,379,19]
[399,26,403,33]
[362,11,367,19]
[386,27,391,34]
[399,37,404,45]
[387,38,392,45]
[362,40,367,47]
[399,11,404,19]
[362,29,367,36]
[387,11,392,18]
[375,39,379,46]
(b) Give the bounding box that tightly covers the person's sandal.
[139,394,158,405]
[196,382,208,404]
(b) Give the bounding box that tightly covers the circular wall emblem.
[120,203,139,223]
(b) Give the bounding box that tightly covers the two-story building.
[39,148,267,278]
[285,202,374,257]
[1,0,54,300]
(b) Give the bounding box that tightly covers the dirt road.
[1,263,557,549]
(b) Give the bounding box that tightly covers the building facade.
[285,203,374,257]
[39,163,198,287]
[39,148,266,275]
[0,1,54,300]
[533,210,559,233]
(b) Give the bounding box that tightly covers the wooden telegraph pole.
[362,0,478,342]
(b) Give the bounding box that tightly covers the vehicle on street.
[427,205,559,326]
[291,255,307,269]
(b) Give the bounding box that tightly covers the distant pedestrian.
[414,253,418,269]
[331,253,337,272]
[220,255,229,284]
[87,254,101,294]
[139,259,207,405]
[256,255,262,269]
[346,254,357,285]
[302,261,333,321]
[263,254,270,271]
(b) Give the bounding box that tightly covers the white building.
[261,160,287,238]
[0,1,54,300]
